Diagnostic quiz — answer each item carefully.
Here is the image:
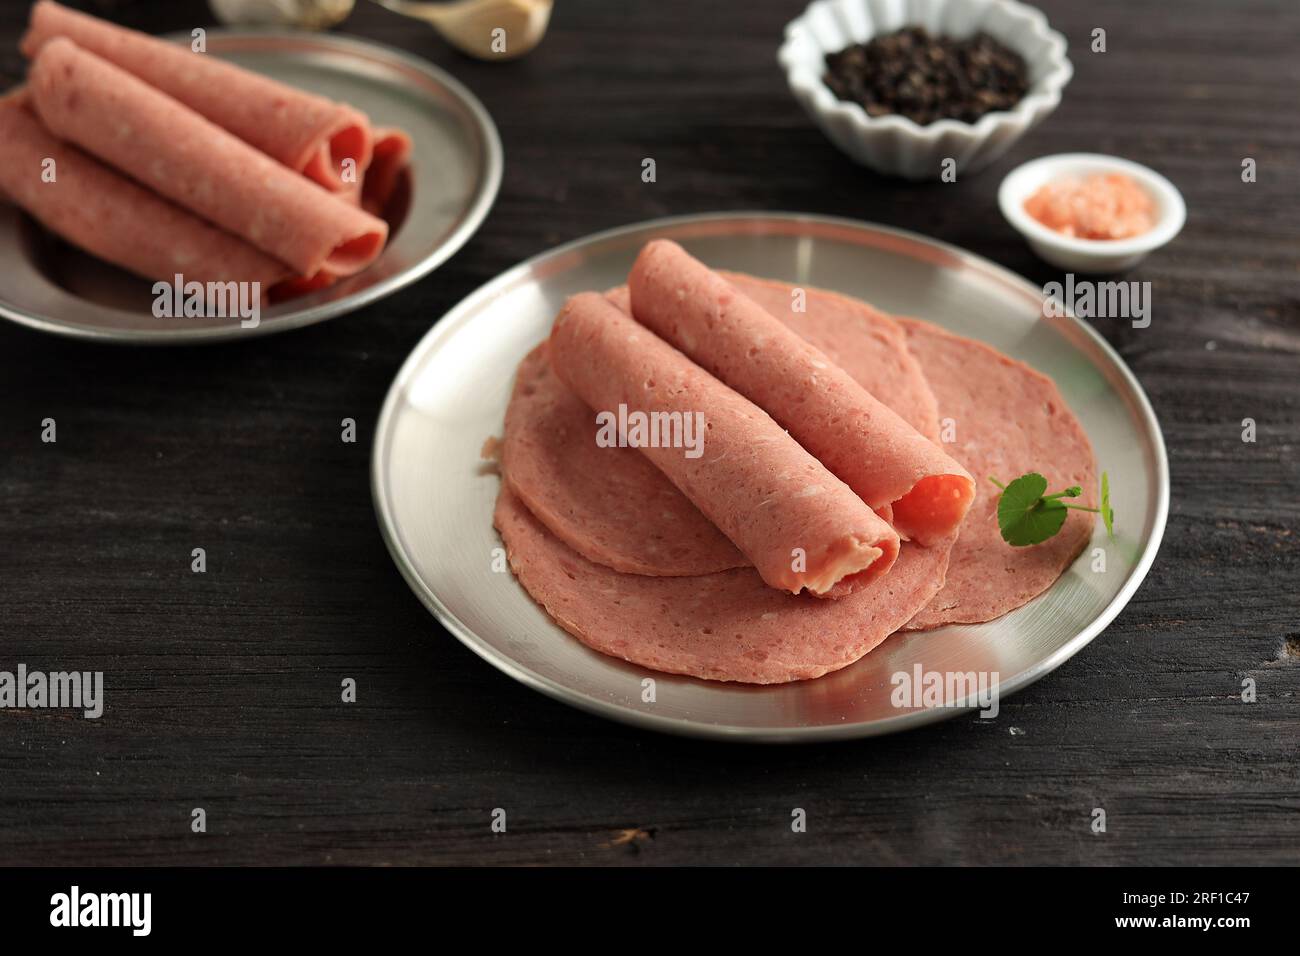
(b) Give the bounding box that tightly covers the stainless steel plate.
[0,31,501,344]
[372,213,1169,742]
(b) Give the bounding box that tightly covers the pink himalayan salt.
[1024,173,1156,240]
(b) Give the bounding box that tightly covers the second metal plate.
[0,30,501,344]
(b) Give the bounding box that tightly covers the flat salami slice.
[899,318,1098,628]
[0,93,289,293]
[502,343,746,576]
[21,1,372,192]
[628,240,975,545]
[28,38,388,278]
[495,486,954,684]
[548,292,900,598]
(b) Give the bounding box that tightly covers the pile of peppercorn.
[823,27,1030,126]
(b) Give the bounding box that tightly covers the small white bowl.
[998,153,1186,272]
[778,0,1072,180]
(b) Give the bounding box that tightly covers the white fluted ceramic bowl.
[779,0,1072,180]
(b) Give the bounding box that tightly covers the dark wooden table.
[1,0,1296,866]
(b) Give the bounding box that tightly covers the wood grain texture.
[0,0,1297,866]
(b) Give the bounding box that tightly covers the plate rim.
[371,211,1171,743]
[0,29,503,346]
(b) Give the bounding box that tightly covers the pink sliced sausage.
[21,1,372,191]
[507,283,937,577]
[0,93,289,293]
[503,343,746,575]
[899,318,1097,628]
[548,292,900,598]
[628,240,975,545]
[495,486,953,684]
[362,127,412,218]
[718,274,941,441]
[28,38,387,278]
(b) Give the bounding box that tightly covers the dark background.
[0,0,1296,865]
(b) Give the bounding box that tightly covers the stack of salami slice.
[495,240,1098,683]
[0,1,409,301]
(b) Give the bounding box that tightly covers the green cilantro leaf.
[988,471,1112,547]
[991,473,1070,546]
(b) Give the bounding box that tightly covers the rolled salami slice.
[548,292,900,598]
[0,93,289,293]
[611,276,940,440]
[21,1,372,191]
[502,342,746,576]
[628,240,975,545]
[717,274,940,441]
[507,284,938,577]
[29,38,388,278]
[362,127,412,218]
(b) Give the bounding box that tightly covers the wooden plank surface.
[0,0,1296,866]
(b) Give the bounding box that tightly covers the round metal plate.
[0,30,501,344]
[372,213,1169,742]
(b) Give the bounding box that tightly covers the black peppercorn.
[824,27,1029,126]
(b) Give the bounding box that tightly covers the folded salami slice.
[29,38,387,278]
[0,93,289,293]
[496,486,953,684]
[899,318,1097,628]
[21,1,372,191]
[628,240,975,545]
[548,292,900,598]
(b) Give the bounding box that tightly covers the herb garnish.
[988,472,1113,547]
[1100,471,1114,537]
